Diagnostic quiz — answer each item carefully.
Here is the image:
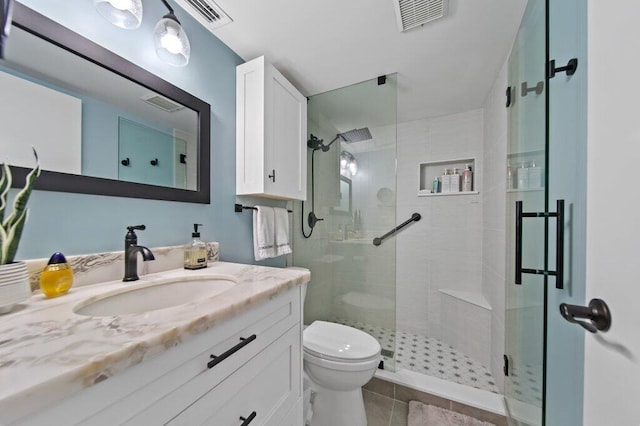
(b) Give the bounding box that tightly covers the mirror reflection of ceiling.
[3,26,197,134]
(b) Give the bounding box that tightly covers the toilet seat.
[303,321,381,363]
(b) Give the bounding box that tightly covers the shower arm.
[324,134,342,150]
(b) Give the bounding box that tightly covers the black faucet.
[123,225,155,282]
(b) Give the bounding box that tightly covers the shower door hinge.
[503,354,509,376]
[547,58,578,79]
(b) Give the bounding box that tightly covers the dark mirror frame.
[4,3,211,203]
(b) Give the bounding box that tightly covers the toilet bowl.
[303,320,381,426]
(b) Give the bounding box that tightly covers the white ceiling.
[209,0,527,123]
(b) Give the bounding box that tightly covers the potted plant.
[0,150,40,312]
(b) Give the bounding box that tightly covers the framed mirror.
[0,3,210,203]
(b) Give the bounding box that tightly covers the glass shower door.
[293,75,398,371]
[504,0,547,424]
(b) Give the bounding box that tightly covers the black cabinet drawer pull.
[207,334,257,369]
[239,411,257,425]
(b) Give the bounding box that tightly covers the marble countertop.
[0,262,310,421]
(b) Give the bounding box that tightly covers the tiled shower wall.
[482,61,508,392]
[396,110,485,343]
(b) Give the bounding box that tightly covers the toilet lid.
[303,321,381,362]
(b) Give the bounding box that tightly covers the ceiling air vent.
[393,0,448,32]
[141,93,185,113]
[174,0,233,32]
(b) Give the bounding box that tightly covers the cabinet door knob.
[268,169,276,182]
[239,411,257,425]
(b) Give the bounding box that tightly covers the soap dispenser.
[184,224,207,270]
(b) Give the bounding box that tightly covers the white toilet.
[303,320,381,426]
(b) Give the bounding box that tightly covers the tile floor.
[363,390,408,426]
[362,377,508,426]
[335,318,499,393]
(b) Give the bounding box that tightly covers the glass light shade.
[93,0,143,30]
[154,16,190,67]
[348,160,358,176]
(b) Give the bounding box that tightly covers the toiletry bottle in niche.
[441,169,451,193]
[528,161,542,189]
[462,164,473,192]
[507,165,514,190]
[185,224,207,270]
[40,252,74,298]
[517,161,530,189]
[450,168,461,192]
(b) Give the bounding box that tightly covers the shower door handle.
[515,200,564,288]
[268,169,276,182]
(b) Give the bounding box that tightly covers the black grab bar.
[373,213,421,246]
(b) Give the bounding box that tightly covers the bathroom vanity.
[0,262,309,425]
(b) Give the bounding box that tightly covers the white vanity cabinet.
[17,287,303,426]
[236,56,307,201]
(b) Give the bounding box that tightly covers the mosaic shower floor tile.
[334,318,499,394]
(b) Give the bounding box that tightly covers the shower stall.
[292,72,501,404]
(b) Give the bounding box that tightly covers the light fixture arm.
[160,0,180,23]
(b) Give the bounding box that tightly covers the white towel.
[253,206,276,261]
[274,207,292,256]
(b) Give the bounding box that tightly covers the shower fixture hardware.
[373,212,421,246]
[548,58,578,79]
[521,80,544,97]
[515,200,564,289]
[234,203,292,213]
[179,153,187,164]
[560,298,611,333]
[302,128,372,238]
[378,75,386,85]
[268,169,276,182]
[207,334,257,368]
[503,354,509,376]
[150,158,159,166]
[239,411,257,425]
[121,157,130,166]
[307,211,323,229]
[505,86,514,107]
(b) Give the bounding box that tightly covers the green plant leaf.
[0,221,7,264]
[3,149,40,231]
[0,163,12,224]
[1,208,26,264]
[1,149,40,264]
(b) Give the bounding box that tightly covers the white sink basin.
[73,275,237,317]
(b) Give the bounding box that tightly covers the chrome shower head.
[339,128,372,143]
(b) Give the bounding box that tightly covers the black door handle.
[515,200,564,289]
[207,334,257,368]
[239,411,257,425]
[560,298,611,333]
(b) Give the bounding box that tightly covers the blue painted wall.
[11,0,286,267]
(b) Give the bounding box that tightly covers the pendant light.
[154,0,190,67]
[93,0,143,30]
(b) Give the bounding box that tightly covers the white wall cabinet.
[236,56,307,201]
[17,287,303,426]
